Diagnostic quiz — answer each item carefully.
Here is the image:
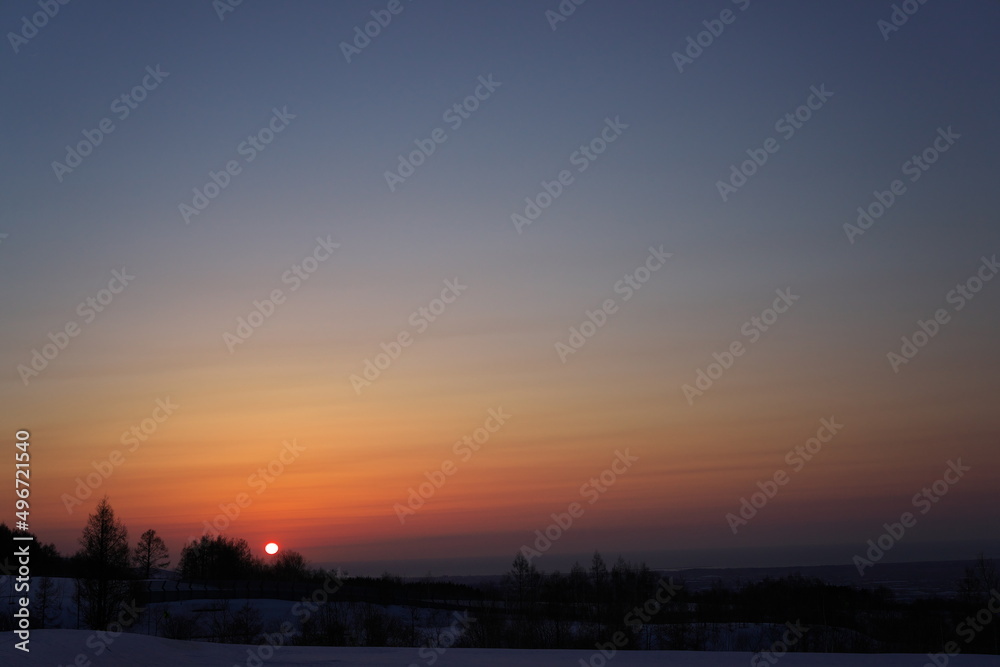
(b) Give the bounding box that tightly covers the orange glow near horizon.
[13,367,998,573]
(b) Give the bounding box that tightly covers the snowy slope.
[4,631,1000,667]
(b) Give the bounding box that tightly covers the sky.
[1,0,998,577]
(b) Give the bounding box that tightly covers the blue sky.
[2,0,998,574]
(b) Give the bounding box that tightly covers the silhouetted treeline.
[177,534,313,582]
[0,522,69,577]
[285,552,1000,654]
[4,516,997,654]
[420,554,999,654]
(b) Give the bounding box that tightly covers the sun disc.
[264,542,279,555]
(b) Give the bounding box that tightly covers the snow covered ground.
[4,577,1000,665]
[3,630,1000,666]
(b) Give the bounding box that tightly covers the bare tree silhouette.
[75,496,132,629]
[133,528,170,578]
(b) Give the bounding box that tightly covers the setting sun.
[264,542,279,555]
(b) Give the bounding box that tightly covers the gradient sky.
[2,0,998,576]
